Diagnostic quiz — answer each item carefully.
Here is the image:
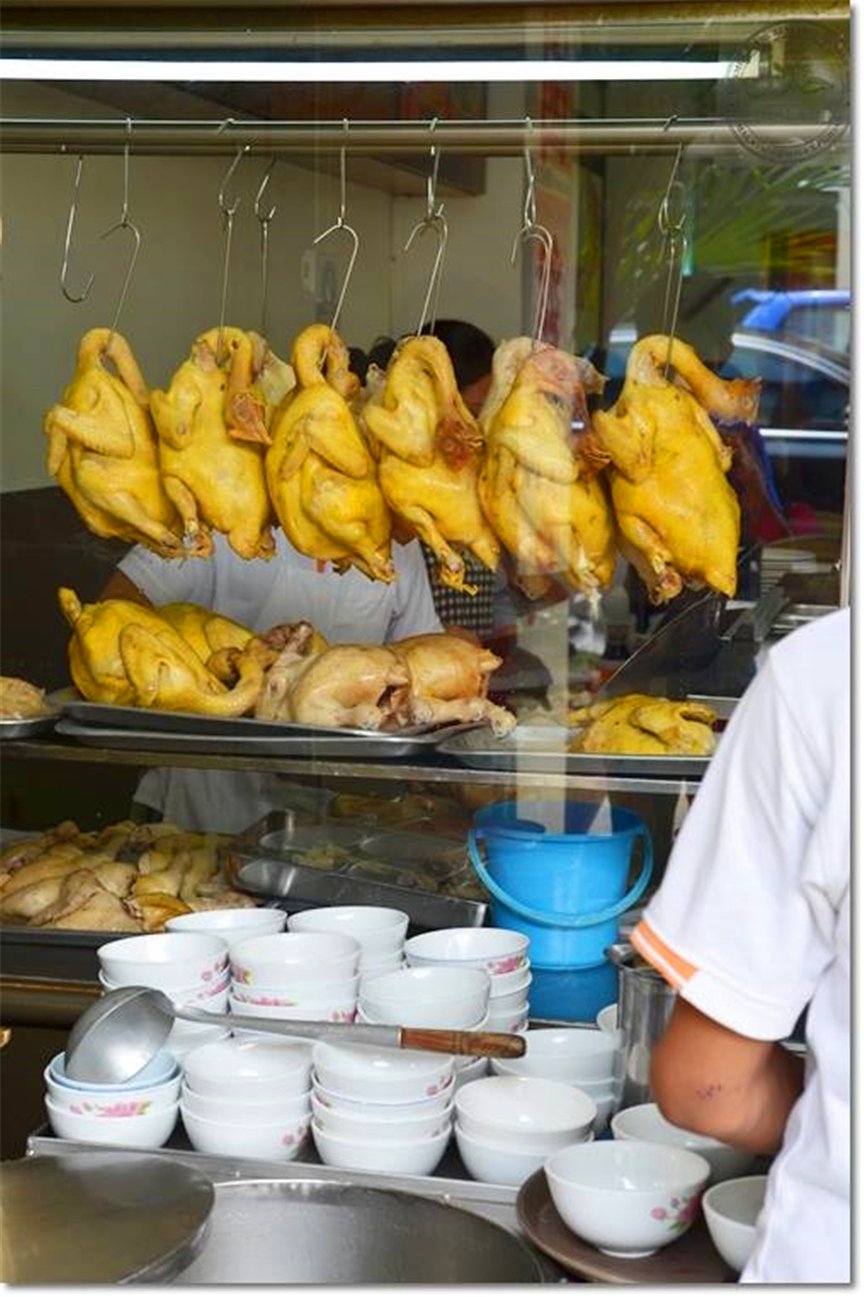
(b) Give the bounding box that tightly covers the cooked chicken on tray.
[478,337,616,599]
[266,324,395,582]
[0,819,252,931]
[361,334,500,593]
[569,692,717,756]
[0,676,52,720]
[591,335,759,604]
[44,328,184,557]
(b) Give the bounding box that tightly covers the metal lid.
[0,1152,214,1284]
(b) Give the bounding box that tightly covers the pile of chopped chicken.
[0,819,253,931]
[569,693,717,756]
[0,677,51,720]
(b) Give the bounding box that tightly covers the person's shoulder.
[764,607,849,717]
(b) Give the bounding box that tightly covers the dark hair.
[419,319,495,389]
[348,346,369,384]
[366,335,398,372]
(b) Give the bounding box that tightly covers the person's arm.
[651,998,805,1154]
[98,568,154,606]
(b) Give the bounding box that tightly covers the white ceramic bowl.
[485,980,532,1013]
[45,1093,178,1148]
[456,1076,596,1150]
[360,966,490,1030]
[359,954,405,976]
[311,1091,453,1142]
[702,1175,768,1273]
[455,1121,588,1188]
[228,995,356,1026]
[180,1080,311,1125]
[484,1008,529,1035]
[49,1049,178,1092]
[312,1040,454,1103]
[596,1003,619,1034]
[312,1075,454,1119]
[288,906,408,956]
[545,1140,711,1258]
[182,1036,313,1100]
[453,1056,489,1090]
[404,928,530,976]
[611,1104,756,1185]
[166,908,287,941]
[97,933,229,991]
[488,967,533,998]
[230,972,359,1004]
[490,1028,619,1084]
[312,1119,451,1176]
[45,1063,181,1114]
[181,1103,310,1160]
[230,932,361,987]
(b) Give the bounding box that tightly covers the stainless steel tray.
[0,712,60,739]
[49,687,480,746]
[436,724,712,778]
[54,716,479,760]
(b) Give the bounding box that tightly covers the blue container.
[528,960,620,1023]
[468,800,652,968]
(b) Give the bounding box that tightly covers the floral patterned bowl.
[456,1076,596,1152]
[404,928,530,976]
[545,1139,711,1258]
[45,1093,179,1148]
[180,1102,311,1161]
[97,932,229,991]
[180,1080,311,1125]
[44,1058,181,1114]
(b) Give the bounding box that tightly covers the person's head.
[366,335,398,373]
[420,319,495,415]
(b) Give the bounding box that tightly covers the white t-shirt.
[632,609,850,1284]
[118,532,443,831]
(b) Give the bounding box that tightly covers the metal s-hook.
[404,118,448,336]
[60,155,95,303]
[101,119,142,353]
[313,120,359,334]
[254,160,277,337]
[511,118,554,345]
[657,139,688,378]
[216,139,251,363]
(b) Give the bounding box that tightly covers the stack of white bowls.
[228,931,362,1032]
[44,1048,181,1149]
[403,928,532,1033]
[179,1036,313,1160]
[166,906,287,945]
[454,1075,595,1189]
[358,965,491,1032]
[490,1027,619,1134]
[97,933,231,1061]
[311,1039,454,1176]
[287,906,408,980]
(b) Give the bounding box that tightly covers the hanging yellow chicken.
[266,324,395,582]
[361,334,499,593]
[477,337,615,598]
[44,329,184,556]
[591,335,759,604]
[59,587,267,715]
[150,327,286,561]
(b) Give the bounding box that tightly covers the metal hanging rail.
[0,116,850,156]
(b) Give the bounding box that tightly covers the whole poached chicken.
[477,338,615,598]
[151,327,291,561]
[390,633,516,736]
[570,692,717,756]
[266,325,394,582]
[591,335,759,603]
[361,335,499,593]
[44,329,184,556]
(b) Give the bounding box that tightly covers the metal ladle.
[64,986,526,1084]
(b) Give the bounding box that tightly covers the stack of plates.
[759,546,817,596]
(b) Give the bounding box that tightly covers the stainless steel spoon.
[64,985,526,1084]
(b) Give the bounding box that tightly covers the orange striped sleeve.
[632,919,699,990]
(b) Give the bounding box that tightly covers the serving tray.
[55,716,481,761]
[436,724,713,778]
[0,712,60,739]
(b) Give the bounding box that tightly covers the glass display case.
[0,1,851,1016]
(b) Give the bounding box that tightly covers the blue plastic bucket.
[468,800,652,967]
[528,960,620,1023]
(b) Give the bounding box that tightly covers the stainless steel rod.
[0,116,850,156]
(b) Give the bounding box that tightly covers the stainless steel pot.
[608,940,678,1110]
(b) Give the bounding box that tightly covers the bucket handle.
[467,826,653,930]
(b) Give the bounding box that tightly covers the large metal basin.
[173,1179,549,1284]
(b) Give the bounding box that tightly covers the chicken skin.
[151,327,276,561]
[266,325,394,582]
[157,603,253,667]
[44,329,184,556]
[256,636,410,730]
[361,335,499,592]
[570,693,717,756]
[591,335,759,604]
[391,633,516,735]
[477,338,614,598]
[59,587,266,715]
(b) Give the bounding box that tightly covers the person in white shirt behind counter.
[631,608,850,1284]
[99,530,443,833]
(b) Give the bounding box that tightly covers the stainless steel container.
[608,941,677,1110]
